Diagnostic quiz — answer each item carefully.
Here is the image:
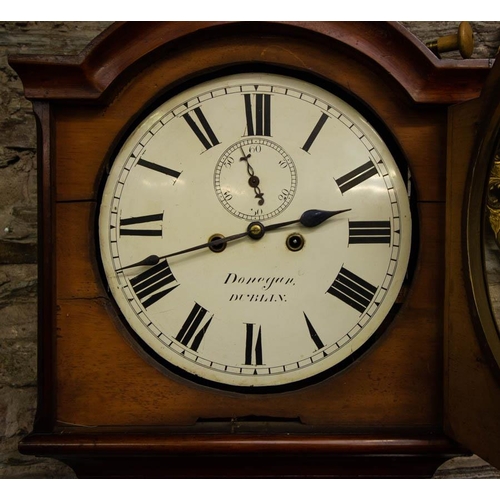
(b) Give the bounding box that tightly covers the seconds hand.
[240,147,265,206]
[116,208,351,272]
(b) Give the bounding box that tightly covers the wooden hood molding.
[8,21,491,104]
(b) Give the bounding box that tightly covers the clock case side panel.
[445,59,500,470]
[32,101,57,432]
[464,55,500,381]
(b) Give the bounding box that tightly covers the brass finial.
[426,22,474,59]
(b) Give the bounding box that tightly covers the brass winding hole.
[286,233,305,252]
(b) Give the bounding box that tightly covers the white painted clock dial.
[98,73,412,390]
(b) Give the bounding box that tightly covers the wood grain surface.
[8,21,498,478]
[48,24,452,431]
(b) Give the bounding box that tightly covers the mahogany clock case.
[8,22,497,477]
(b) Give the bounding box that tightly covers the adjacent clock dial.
[98,73,412,390]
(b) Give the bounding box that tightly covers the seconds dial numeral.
[327,266,377,314]
[183,106,220,151]
[244,93,271,137]
[129,260,178,309]
[176,303,213,352]
[335,160,378,193]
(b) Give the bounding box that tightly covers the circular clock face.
[98,72,412,391]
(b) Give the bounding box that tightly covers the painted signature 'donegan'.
[223,272,296,291]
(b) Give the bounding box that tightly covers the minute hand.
[116,208,350,271]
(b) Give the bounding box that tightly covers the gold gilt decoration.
[487,154,500,244]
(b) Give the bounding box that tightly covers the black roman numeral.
[176,303,213,351]
[303,313,325,350]
[183,107,220,150]
[130,260,178,309]
[348,220,391,245]
[335,160,378,193]
[302,113,329,153]
[119,213,163,237]
[245,323,263,365]
[137,158,181,180]
[244,93,271,136]
[327,266,377,314]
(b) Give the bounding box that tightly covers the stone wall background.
[0,21,499,479]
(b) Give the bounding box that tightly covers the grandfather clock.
[9,21,500,477]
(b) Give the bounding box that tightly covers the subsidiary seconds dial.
[98,72,412,391]
[214,138,297,220]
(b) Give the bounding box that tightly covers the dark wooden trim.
[32,101,57,432]
[18,431,460,455]
[8,21,490,105]
[65,456,460,478]
[19,432,465,478]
